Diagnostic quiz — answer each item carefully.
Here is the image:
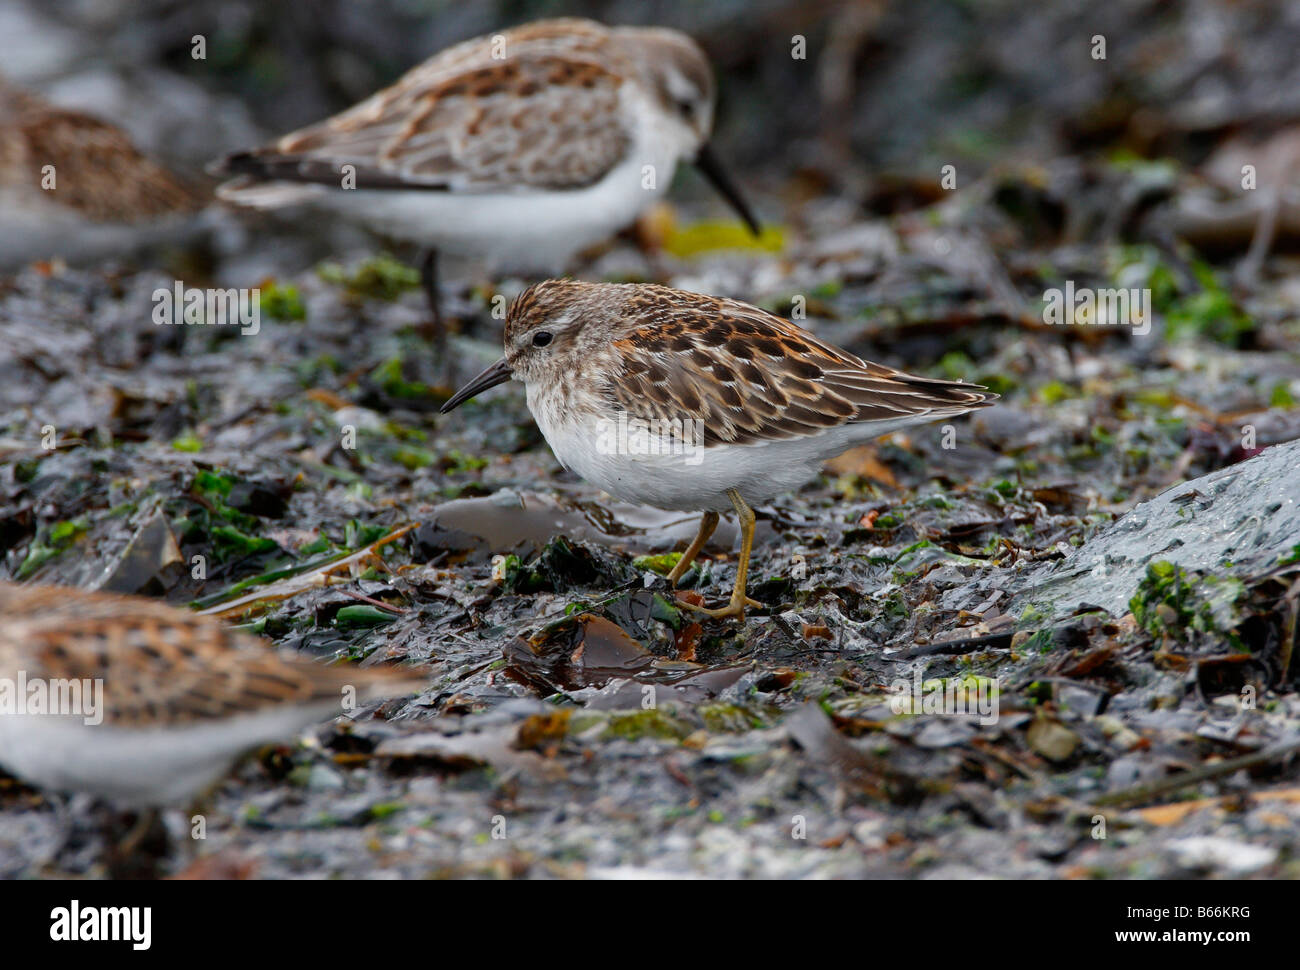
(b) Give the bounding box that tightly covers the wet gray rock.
[1013,439,1300,621]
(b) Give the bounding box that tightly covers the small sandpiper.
[0,79,200,271]
[440,280,997,620]
[0,581,423,809]
[210,17,759,343]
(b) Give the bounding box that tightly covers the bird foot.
[675,592,762,620]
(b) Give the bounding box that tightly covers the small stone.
[1027,716,1079,762]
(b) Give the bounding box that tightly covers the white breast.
[529,380,945,511]
[0,704,345,808]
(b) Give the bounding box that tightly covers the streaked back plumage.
[0,582,420,728]
[504,280,996,449]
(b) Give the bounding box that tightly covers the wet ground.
[2,164,1299,876]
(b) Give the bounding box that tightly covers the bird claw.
[675,592,762,621]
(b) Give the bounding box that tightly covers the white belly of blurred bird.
[320,148,664,270]
[0,704,344,809]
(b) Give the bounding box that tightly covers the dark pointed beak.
[693,142,760,237]
[440,357,512,413]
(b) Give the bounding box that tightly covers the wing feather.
[215,44,632,195]
[604,290,995,447]
[0,584,419,728]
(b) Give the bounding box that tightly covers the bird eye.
[532,331,553,347]
[675,99,695,119]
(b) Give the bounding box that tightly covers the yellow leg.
[105,807,165,878]
[666,510,719,587]
[678,489,759,620]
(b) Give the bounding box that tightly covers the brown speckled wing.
[0,83,196,222]
[0,584,420,728]
[605,289,995,447]
[222,27,632,193]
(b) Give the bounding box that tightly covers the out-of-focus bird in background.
[210,17,760,347]
[0,78,203,272]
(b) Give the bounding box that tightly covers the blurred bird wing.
[0,585,419,727]
[219,39,633,194]
[0,83,196,221]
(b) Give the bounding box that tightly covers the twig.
[891,631,1014,659]
[337,589,408,614]
[1092,738,1300,809]
[197,523,417,618]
